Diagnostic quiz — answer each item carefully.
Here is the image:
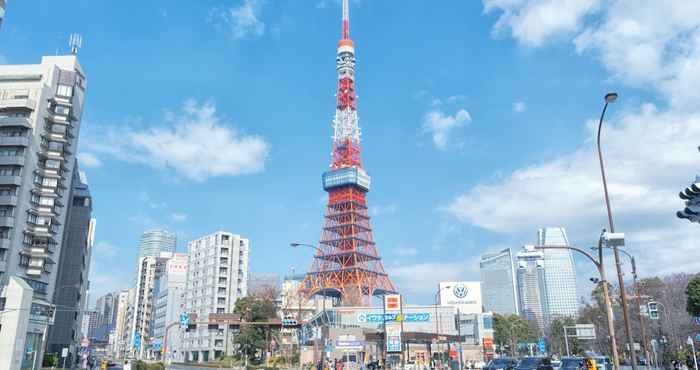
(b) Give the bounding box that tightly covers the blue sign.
[151,340,162,350]
[358,312,431,323]
[26,345,33,354]
[538,338,546,353]
[695,317,700,325]
[453,284,469,299]
[696,333,700,342]
[180,313,190,328]
[134,332,141,348]
[387,336,402,352]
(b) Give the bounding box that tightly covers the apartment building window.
[216,308,224,314]
[217,287,226,294]
[0,188,16,197]
[219,257,228,264]
[218,277,227,284]
[53,105,70,115]
[0,129,25,137]
[42,178,58,187]
[48,142,64,152]
[50,125,66,135]
[0,166,20,176]
[219,267,227,274]
[39,197,54,207]
[0,148,22,156]
[19,255,29,266]
[0,249,6,261]
[0,206,13,217]
[56,84,73,97]
[220,248,228,255]
[217,297,226,304]
[45,159,61,169]
[0,229,10,240]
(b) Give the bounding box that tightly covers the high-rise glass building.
[516,245,546,328]
[480,248,519,315]
[138,229,176,258]
[539,227,578,321]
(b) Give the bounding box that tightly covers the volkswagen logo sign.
[453,284,468,299]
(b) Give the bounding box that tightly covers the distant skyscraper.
[153,253,188,362]
[96,291,118,331]
[538,227,578,321]
[480,248,519,315]
[138,229,176,258]
[0,0,5,30]
[516,245,546,328]
[130,252,172,358]
[81,310,99,339]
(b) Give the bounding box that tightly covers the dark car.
[484,358,519,370]
[516,357,554,370]
[559,357,586,370]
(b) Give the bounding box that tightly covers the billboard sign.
[384,295,401,312]
[439,282,482,314]
[358,312,431,323]
[386,325,402,353]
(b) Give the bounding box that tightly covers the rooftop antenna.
[69,33,82,55]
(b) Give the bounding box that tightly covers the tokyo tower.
[299,0,397,307]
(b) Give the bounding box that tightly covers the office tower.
[0,0,5,30]
[95,291,118,336]
[47,165,95,356]
[516,245,546,329]
[138,229,176,258]
[538,227,578,321]
[480,248,519,315]
[153,253,188,362]
[182,231,249,362]
[130,252,172,358]
[0,54,87,365]
[81,310,99,339]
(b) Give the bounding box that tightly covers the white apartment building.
[153,253,188,362]
[182,231,249,362]
[0,55,87,370]
[112,288,133,359]
[130,252,172,358]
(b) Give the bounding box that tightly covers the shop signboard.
[386,325,402,353]
[358,312,431,323]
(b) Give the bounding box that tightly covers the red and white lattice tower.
[299,0,397,307]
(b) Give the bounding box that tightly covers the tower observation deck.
[299,0,397,307]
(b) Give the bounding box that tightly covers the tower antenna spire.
[342,0,349,39]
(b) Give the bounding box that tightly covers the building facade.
[516,245,546,329]
[138,229,176,259]
[480,248,519,315]
[47,165,94,358]
[538,227,578,321]
[130,252,172,358]
[153,253,188,362]
[0,54,88,368]
[113,288,134,359]
[81,310,99,339]
[0,0,5,30]
[182,231,249,362]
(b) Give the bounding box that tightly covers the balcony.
[0,98,36,111]
[0,239,11,249]
[0,196,18,206]
[0,156,24,166]
[0,217,15,227]
[0,176,22,186]
[0,117,32,128]
[0,137,29,147]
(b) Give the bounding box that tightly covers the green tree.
[493,314,539,356]
[547,317,583,356]
[232,291,279,364]
[685,275,700,316]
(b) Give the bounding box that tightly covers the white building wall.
[182,231,249,362]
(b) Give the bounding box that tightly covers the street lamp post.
[596,92,638,370]
[290,242,327,367]
[617,249,651,368]
[434,285,452,369]
[536,232,620,370]
[688,337,699,370]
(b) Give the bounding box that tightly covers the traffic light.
[648,302,659,320]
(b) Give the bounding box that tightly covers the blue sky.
[2,0,700,306]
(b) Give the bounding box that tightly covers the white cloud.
[370,203,398,216]
[513,101,527,112]
[78,153,102,168]
[394,247,419,257]
[94,241,118,258]
[85,100,269,182]
[423,109,471,150]
[210,0,265,40]
[170,212,188,222]
[483,0,600,47]
[574,1,700,110]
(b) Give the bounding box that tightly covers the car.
[515,357,554,370]
[559,357,585,370]
[484,358,519,370]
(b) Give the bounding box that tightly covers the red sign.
[384,295,401,311]
[449,350,457,359]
